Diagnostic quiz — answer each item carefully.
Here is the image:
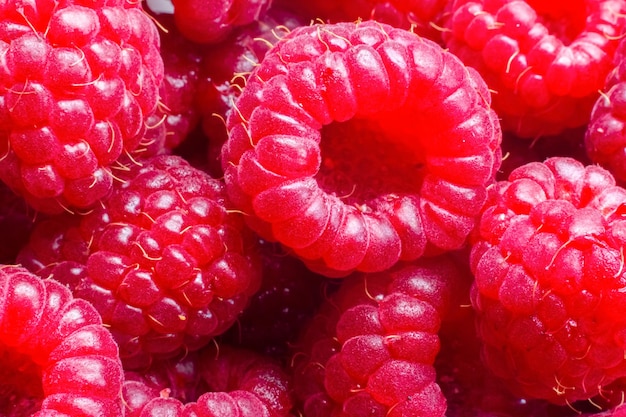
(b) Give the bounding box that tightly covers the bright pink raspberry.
[122,344,293,417]
[17,154,262,369]
[0,0,164,214]
[0,265,123,417]
[221,20,502,276]
[470,156,626,404]
[585,34,626,184]
[171,0,273,44]
[442,0,626,138]
[292,256,469,417]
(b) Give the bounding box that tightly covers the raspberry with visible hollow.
[442,0,626,138]
[18,154,262,369]
[221,20,502,276]
[0,0,164,213]
[470,156,626,405]
[0,265,123,417]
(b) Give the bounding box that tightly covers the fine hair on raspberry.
[221,20,502,277]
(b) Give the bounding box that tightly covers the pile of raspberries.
[3,0,626,416]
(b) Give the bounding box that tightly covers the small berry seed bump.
[221,20,502,277]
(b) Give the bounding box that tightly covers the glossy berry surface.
[0,0,164,213]
[222,20,502,277]
[18,154,262,369]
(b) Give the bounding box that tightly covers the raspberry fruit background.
[2,0,626,416]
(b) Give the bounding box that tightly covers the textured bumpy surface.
[470,156,626,404]
[443,0,626,138]
[18,155,261,369]
[0,266,123,417]
[292,256,468,417]
[0,0,164,213]
[122,344,293,417]
[585,34,626,183]
[222,20,502,276]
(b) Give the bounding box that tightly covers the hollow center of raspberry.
[526,0,586,44]
[316,118,425,207]
[0,348,43,415]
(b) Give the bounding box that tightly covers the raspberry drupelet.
[221,20,502,277]
[18,154,262,369]
[442,0,626,138]
[0,265,124,417]
[0,0,164,214]
[470,156,626,405]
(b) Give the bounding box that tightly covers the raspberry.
[0,181,32,264]
[470,156,626,404]
[18,154,262,369]
[0,265,123,417]
[585,35,626,184]
[221,240,328,359]
[273,0,449,42]
[171,0,273,44]
[221,20,502,276]
[292,256,467,417]
[122,344,293,417]
[442,0,626,138]
[195,7,304,177]
[0,0,164,213]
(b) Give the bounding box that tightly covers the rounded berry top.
[221,20,502,277]
[0,0,164,213]
[470,156,626,404]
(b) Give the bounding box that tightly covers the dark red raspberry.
[442,0,626,138]
[273,0,449,43]
[292,256,468,417]
[171,0,273,44]
[0,181,32,264]
[221,240,328,359]
[195,7,304,177]
[0,265,123,417]
[221,20,502,276]
[18,154,262,369]
[470,156,626,405]
[0,0,164,214]
[585,34,626,184]
[122,344,293,417]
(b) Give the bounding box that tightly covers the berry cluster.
[3,0,626,416]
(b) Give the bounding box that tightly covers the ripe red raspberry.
[292,256,468,417]
[0,265,123,417]
[18,154,262,369]
[122,344,293,417]
[585,35,626,184]
[221,20,502,276]
[470,156,626,404]
[171,0,273,44]
[0,0,164,214]
[195,7,304,177]
[442,0,626,138]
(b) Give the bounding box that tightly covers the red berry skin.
[121,344,293,417]
[221,20,502,276]
[585,35,626,184]
[0,266,123,417]
[470,156,626,405]
[0,1,164,214]
[17,155,262,369]
[171,0,273,44]
[292,256,468,417]
[442,0,626,138]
